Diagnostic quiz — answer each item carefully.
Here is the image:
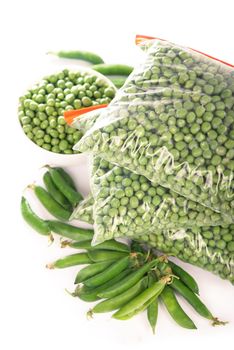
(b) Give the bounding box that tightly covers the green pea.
[59,140,69,151]
[190,123,200,134]
[129,197,139,208]
[227,242,234,252]
[211,155,221,166]
[125,187,134,197]
[82,96,92,106]
[42,143,51,151]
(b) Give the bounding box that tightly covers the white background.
[1,1,234,349]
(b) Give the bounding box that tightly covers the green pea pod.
[48,167,83,207]
[84,256,130,288]
[116,295,157,320]
[75,269,132,302]
[92,64,133,76]
[112,276,169,319]
[169,260,199,294]
[98,258,159,299]
[171,279,225,325]
[48,51,104,64]
[92,276,148,313]
[21,197,50,236]
[108,76,126,88]
[54,167,77,191]
[69,239,130,253]
[47,220,93,241]
[75,261,113,284]
[147,274,158,334]
[33,185,72,221]
[161,286,197,329]
[147,299,158,334]
[87,250,128,262]
[47,253,92,269]
[43,171,72,210]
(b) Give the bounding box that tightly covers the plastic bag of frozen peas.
[69,105,232,239]
[71,191,234,284]
[75,37,234,222]
[90,156,229,244]
[70,195,94,224]
[69,105,232,249]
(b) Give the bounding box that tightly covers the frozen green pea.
[82,96,92,106]
[208,130,217,140]
[190,123,200,134]
[201,122,211,133]
[129,197,139,208]
[44,135,51,143]
[42,143,51,151]
[227,242,234,252]
[125,187,134,197]
[49,118,57,128]
[36,138,44,146]
[111,198,120,208]
[58,140,68,151]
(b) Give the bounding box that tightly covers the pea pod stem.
[60,240,71,248]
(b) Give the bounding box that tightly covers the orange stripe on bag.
[135,34,234,68]
[64,104,108,125]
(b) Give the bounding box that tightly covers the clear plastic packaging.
[75,38,234,222]
[70,191,234,284]
[136,225,234,284]
[91,156,230,243]
[69,104,231,236]
[70,195,94,224]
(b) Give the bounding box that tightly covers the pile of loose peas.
[18,69,116,154]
